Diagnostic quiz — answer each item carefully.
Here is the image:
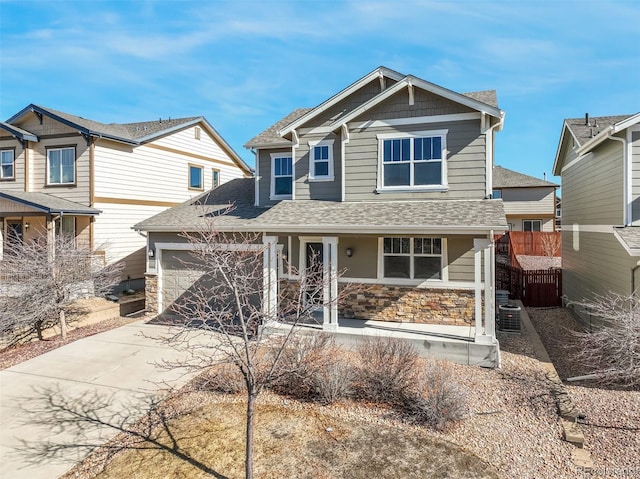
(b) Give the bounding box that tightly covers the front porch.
[262,234,500,367]
[263,316,499,368]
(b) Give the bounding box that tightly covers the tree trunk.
[59,309,67,339]
[245,391,255,479]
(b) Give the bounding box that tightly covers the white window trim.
[308,139,335,181]
[376,130,448,192]
[0,149,15,180]
[270,152,293,200]
[377,236,448,283]
[46,146,76,185]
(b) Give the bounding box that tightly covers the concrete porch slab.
[264,317,499,368]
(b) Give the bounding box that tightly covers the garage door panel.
[160,249,263,321]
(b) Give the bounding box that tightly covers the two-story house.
[0,104,251,289]
[135,67,507,366]
[553,112,640,324]
[492,166,558,231]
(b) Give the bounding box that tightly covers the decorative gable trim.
[278,66,405,137]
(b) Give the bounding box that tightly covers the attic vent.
[144,126,148,131]
[194,126,201,140]
[585,113,590,126]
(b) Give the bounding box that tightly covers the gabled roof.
[135,178,507,234]
[245,67,503,149]
[493,166,558,188]
[0,191,101,216]
[244,108,312,148]
[553,113,640,175]
[0,122,38,142]
[6,104,251,174]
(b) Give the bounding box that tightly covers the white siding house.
[0,105,251,288]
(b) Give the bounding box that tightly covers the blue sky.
[1,0,638,182]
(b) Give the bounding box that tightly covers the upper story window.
[189,164,204,190]
[47,147,75,185]
[523,219,542,232]
[212,168,220,188]
[1,149,15,180]
[308,139,334,181]
[271,153,293,199]
[382,237,442,280]
[378,131,447,191]
[492,189,502,199]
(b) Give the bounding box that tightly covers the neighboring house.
[492,165,558,232]
[555,196,561,230]
[553,112,640,324]
[0,105,251,288]
[135,66,507,366]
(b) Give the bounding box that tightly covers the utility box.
[498,303,521,333]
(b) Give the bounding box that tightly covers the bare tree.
[156,216,352,479]
[571,292,640,387]
[541,233,561,257]
[0,232,123,345]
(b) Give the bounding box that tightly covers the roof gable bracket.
[80,132,93,147]
[341,123,350,142]
[291,129,299,148]
[407,81,415,106]
[32,110,43,125]
[379,71,386,91]
[480,112,487,132]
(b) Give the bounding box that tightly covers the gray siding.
[294,132,341,201]
[345,120,486,201]
[561,140,624,226]
[363,88,475,120]
[562,229,636,325]
[631,131,640,224]
[338,235,378,278]
[257,147,292,207]
[447,236,476,282]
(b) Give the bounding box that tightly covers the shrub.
[270,333,353,403]
[192,361,246,394]
[402,360,468,430]
[354,336,422,405]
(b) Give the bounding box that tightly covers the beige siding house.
[492,166,558,232]
[0,105,251,288]
[136,67,507,366]
[553,113,640,324]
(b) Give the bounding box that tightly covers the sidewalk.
[0,320,214,479]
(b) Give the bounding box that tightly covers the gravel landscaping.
[3,306,638,478]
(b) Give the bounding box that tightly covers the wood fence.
[496,263,562,307]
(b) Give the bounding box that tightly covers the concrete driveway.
[0,319,216,479]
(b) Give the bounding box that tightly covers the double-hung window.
[383,237,442,280]
[378,131,447,189]
[308,140,334,181]
[1,149,15,180]
[189,164,204,190]
[271,153,293,198]
[47,147,75,185]
[523,219,542,232]
[212,169,220,188]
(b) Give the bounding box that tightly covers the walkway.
[0,320,215,479]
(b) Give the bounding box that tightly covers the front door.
[305,242,324,311]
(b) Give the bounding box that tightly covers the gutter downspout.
[484,113,505,198]
[608,135,630,225]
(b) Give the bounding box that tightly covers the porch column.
[474,238,495,344]
[322,236,339,332]
[262,235,278,322]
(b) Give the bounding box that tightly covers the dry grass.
[66,398,497,479]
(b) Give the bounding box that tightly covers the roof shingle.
[493,166,558,188]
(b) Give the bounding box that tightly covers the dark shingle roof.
[120,117,201,140]
[0,191,101,215]
[135,178,507,233]
[493,166,558,188]
[565,115,633,147]
[244,108,312,148]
